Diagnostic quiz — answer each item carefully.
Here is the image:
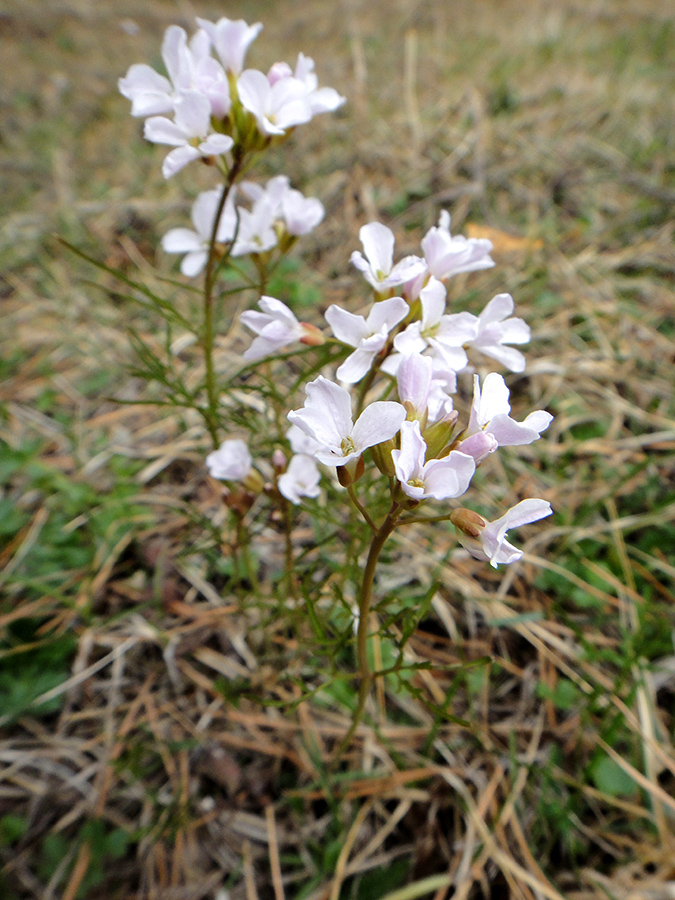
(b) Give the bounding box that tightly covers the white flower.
[325,296,409,383]
[421,211,495,280]
[196,17,263,75]
[468,293,530,372]
[238,174,290,212]
[278,454,321,504]
[281,189,324,235]
[240,296,311,360]
[351,223,427,293]
[395,353,455,424]
[454,499,552,567]
[287,376,406,467]
[392,421,475,501]
[286,424,322,456]
[144,89,234,178]
[237,176,323,237]
[293,53,346,114]
[396,353,433,419]
[231,193,278,256]
[458,373,553,462]
[120,26,231,119]
[206,439,252,481]
[161,188,236,276]
[393,277,477,373]
[267,53,346,114]
[237,70,313,136]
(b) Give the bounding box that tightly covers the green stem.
[346,484,377,533]
[354,363,379,420]
[335,502,401,757]
[282,495,298,601]
[202,152,245,449]
[235,514,260,595]
[399,512,454,525]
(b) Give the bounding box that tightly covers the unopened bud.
[227,487,257,517]
[402,399,428,429]
[369,438,397,476]
[337,454,365,487]
[299,323,325,347]
[276,229,298,254]
[272,448,287,474]
[242,469,264,494]
[422,410,459,460]
[450,508,487,539]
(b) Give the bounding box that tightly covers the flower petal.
[351,401,406,453]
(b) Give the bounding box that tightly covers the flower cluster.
[161,176,326,275]
[119,17,345,179]
[120,15,552,567]
[231,216,552,565]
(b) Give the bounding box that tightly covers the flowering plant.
[117,14,553,745]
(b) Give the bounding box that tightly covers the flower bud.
[369,437,397,477]
[299,323,326,347]
[226,486,257,517]
[272,448,287,474]
[450,507,487,538]
[242,469,264,494]
[337,454,365,486]
[422,410,459,460]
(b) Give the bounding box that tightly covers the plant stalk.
[202,153,245,448]
[335,502,401,757]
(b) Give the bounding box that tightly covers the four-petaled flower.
[392,421,475,501]
[240,296,322,360]
[468,293,531,373]
[392,276,477,374]
[421,210,495,281]
[325,296,409,383]
[162,187,236,276]
[351,222,427,293]
[237,70,313,136]
[459,373,553,462]
[278,454,321,504]
[452,499,552,567]
[287,376,406,467]
[196,16,263,75]
[144,89,234,178]
[206,439,252,481]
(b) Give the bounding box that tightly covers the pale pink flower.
[237,69,312,136]
[281,189,324,235]
[287,376,406,467]
[396,353,433,419]
[393,277,477,373]
[119,25,230,119]
[458,373,553,462]
[293,53,346,114]
[392,421,475,501]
